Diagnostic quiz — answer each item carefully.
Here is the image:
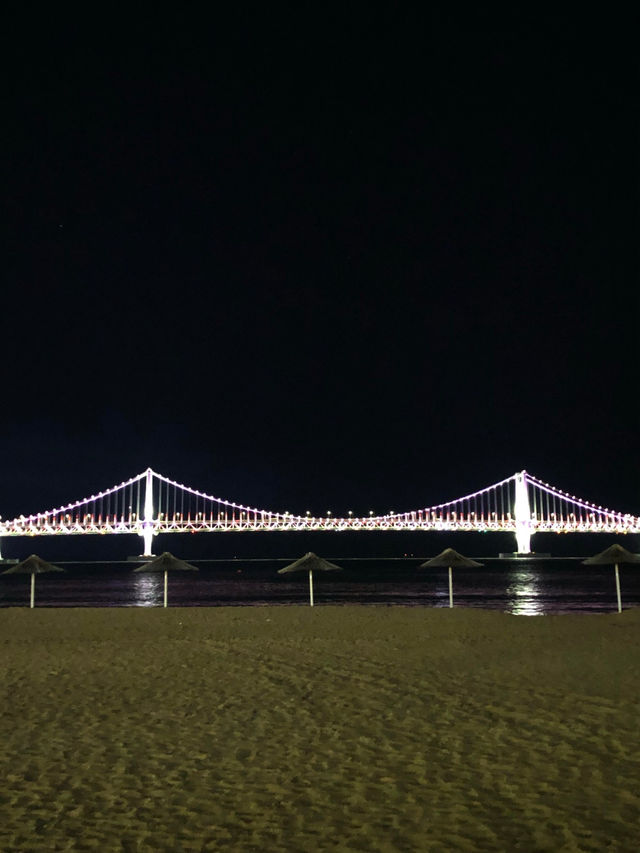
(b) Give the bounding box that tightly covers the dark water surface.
[1,558,639,614]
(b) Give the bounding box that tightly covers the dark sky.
[2,19,638,523]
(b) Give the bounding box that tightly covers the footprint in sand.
[235,747,254,763]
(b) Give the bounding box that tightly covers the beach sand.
[1,606,639,851]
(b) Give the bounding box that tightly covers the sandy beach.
[1,606,639,851]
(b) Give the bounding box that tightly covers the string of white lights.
[1,469,637,532]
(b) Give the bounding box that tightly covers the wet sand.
[1,606,639,851]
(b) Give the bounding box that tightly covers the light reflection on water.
[2,557,640,612]
[506,566,543,615]
[133,573,161,607]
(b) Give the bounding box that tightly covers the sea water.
[1,557,639,614]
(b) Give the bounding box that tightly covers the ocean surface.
[1,557,639,614]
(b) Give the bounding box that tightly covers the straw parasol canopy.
[419,548,483,608]
[2,554,65,608]
[278,552,342,606]
[582,543,640,613]
[133,552,199,573]
[133,552,198,607]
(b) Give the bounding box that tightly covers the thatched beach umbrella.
[2,554,65,608]
[133,552,198,607]
[582,543,640,613]
[419,548,483,608]
[278,552,342,606]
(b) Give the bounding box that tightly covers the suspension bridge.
[1,468,638,558]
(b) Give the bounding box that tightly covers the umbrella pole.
[615,563,622,613]
[164,570,168,608]
[448,566,453,608]
[309,569,314,607]
[30,573,35,609]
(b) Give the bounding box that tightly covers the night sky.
[2,20,638,530]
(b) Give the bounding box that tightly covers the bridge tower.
[514,470,532,554]
[141,468,155,556]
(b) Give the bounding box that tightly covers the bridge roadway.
[1,468,639,558]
